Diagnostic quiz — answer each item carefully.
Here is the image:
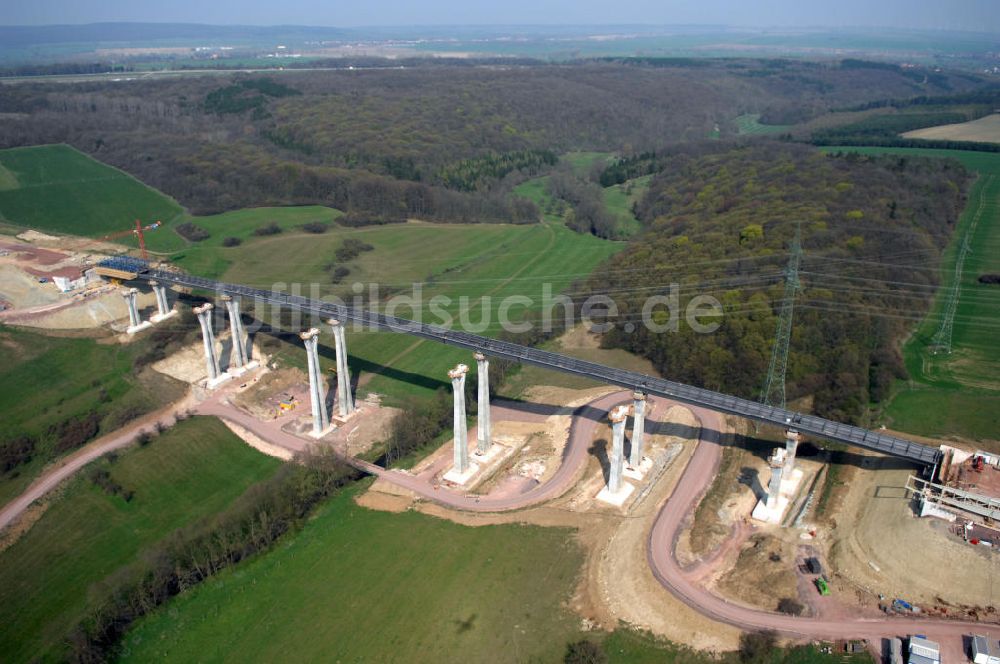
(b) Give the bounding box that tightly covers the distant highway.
[137,266,942,466]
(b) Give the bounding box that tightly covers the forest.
[585,143,970,423]
[0,58,986,221]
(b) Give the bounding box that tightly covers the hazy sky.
[4,0,998,32]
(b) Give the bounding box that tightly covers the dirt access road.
[0,393,195,531]
[3,386,997,656]
[192,391,1000,656]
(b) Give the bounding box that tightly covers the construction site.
[1,230,998,663]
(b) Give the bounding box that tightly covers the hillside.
[0,60,986,221]
[0,144,183,237]
[587,143,970,424]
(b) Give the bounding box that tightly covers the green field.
[120,482,585,663]
[0,144,184,241]
[168,206,343,276]
[0,417,281,663]
[0,326,185,505]
[735,114,792,135]
[200,218,620,403]
[602,174,650,237]
[822,147,1000,443]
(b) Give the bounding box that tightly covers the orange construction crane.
[99,220,161,260]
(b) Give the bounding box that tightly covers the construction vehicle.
[814,577,830,596]
[974,455,986,472]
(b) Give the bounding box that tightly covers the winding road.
[3,385,997,656]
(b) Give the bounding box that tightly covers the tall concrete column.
[329,320,354,417]
[784,429,800,473]
[449,364,469,474]
[150,280,170,317]
[121,288,141,328]
[301,328,329,434]
[629,392,647,468]
[194,303,221,381]
[766,449,785,511]
[608,404,630,494]
[222,295,248,369]
[474,352,491,455]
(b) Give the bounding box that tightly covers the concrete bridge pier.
[149,280,176,323]
[444,364,475,483]
[194,303,227,388]
[784,429,800,472]
[329,319,354,418]
[222,295,250,371]
[474,352,492,455]
[121,287,150,334]
[608,405,629,493]
[628,392,647,469]
[766,450,785,512]
[301,328,330,437]
[597,404,634,505]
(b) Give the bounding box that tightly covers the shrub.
[253,222,282,236]
[300,221,329,234]
[222,236,243,247]
[50,412,101,454]
[0,435,36,473]
[330,265,350,284]
[175,222,210,242]
[739,630,778,663]
[335,238,375,262]
[564,640,607,664]
[777,597,805,615]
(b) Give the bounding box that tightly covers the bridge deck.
[140,268,942,467]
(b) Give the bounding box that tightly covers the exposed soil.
[716,533,800,613]
[358,390,743,651]
[826,454,1000,613]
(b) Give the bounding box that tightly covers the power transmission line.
[760,224,802,410]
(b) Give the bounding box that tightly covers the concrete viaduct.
[98,257,943,470]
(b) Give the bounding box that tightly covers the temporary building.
[908,636,940,664]
[972,634,1000,664]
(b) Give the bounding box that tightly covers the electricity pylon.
[760,224,802,410]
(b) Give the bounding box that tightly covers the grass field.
[168,206,342,277]
[0,417,281,663]
[0,326,185,505]
[206,219,620,403]
[822,147,1000,443]
[602,174,650,237]
[0,144,184,242]
[734,114,791,135]
[120,482,586,663]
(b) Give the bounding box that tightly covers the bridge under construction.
[98,257,942,467]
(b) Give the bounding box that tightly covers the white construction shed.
[973,634,1000,664]
[908,636,940,664]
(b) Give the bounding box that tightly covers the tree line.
[68,444,361,662]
